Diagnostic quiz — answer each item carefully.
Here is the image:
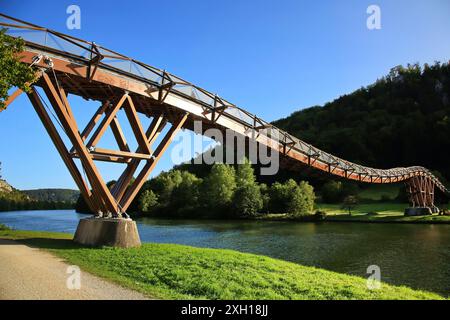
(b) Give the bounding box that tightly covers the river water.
[0,210,449,296]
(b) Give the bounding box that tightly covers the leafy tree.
[146,170,184,208]
[342,195,359,215]
[235,157,255,186]
[288,181,315,217]
[0,28,37,110]
[269,179,315,216]
[201,163,236,214]
[138,190,158,214]
[321,181,343,203]
[259,183,270,213]
[170,171,202,216]
[232,184,263,217]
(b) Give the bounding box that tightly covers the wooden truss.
[405,175,436,208]
[27,71,187,217]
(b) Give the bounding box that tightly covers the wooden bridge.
[1,14,448,220]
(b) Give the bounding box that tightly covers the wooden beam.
[27,87,97,213]
[120,113,188,211]
[2,88,23,111]
[110,116,130,151]
[86,93,128,149]
[111,115,166,200]
[123,95,151,154]
[92,147,152,160]
[41,72,119,214]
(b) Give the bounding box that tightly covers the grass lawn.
[0,225,445,300]
[316,203,450,223]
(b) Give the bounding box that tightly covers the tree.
[0,28,37,110]
[235,157,255,186]
[138,190,158,214]
[146,170,184,209]
[232,184,263,217]
[201,163,236,214]
[321,181,343,203]
[342,195,359,215]
[269,179,315,216]
[288,181,315,217]
[170,171,202,216]
[259,183,270,213]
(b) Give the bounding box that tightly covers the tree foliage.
[201,163,236,212]
[0,28,37,110]
[138,190,158,214]
[269,179,315,216]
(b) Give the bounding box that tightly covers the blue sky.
[1,0,449,189]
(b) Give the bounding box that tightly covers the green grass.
[358,184,401,201]
[316,203,450,223]
[0,228,445,300]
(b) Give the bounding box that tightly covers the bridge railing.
[1,14,448,193]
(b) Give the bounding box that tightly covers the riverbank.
[256,202,450,224]
[0,225,444,300]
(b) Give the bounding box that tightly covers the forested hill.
[22,189,79,203]
[272,62,450,182]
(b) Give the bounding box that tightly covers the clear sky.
[0,0,449,189]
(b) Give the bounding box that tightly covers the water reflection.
[0,210,449,296]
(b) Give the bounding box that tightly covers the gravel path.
[0,239,149,300]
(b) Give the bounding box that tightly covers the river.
[0,210,449,296]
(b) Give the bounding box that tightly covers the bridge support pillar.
[74,218,141,248]
[404,176,438,216]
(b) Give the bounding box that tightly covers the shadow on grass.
[16,237,83,250]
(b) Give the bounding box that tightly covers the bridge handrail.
[1,13,448,194]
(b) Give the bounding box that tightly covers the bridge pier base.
[404,207,432,216]
[74,218,141,248]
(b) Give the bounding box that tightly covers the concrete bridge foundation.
[74,218,141,248]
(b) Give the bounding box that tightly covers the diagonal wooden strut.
[26,87,98,213]
[2,88,23,111]
[119,113,188,212]
[41,72,119,215]
[111,114,167,201]
[86,94,128,149]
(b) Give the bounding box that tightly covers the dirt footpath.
[0,239,149,300]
